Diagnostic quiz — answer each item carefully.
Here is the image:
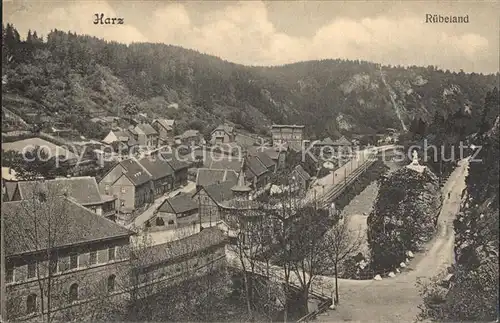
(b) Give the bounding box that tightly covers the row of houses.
[98,153,190,214]
[102,119,175,148]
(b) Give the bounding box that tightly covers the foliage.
[367,166,442,271]
[3,24,499,140]
[2,146,71,180]
[418,89,499,322]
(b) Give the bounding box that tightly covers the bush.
[367,166,442,271]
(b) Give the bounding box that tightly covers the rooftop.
[16,176,105,206]
[3,198,134,257]
[139,156,174,180]
[138,226,227,267]
[157,193,198,214]
[120,158,153,186]
[196,168,238,187]
[136,123,158,136]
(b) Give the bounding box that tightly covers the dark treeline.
[2,23,499,140]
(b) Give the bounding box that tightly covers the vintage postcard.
[1,1,499,322]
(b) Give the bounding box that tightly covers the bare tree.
[4,181,126,322]
[324,218,363,304]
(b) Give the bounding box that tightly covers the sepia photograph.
[1,1,499,322]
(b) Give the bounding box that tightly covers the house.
[208,156,244,173]
[210,124,235,144]
[332,136,353,156]
[147,193,199,230]
[160,153,191,188]
[248,146,286,170]
[291,165,312,192]
[98,158,154,213]
[130,123,159,147]
[192,179,237,224]
[152,119,175,145]
[195,168,239,190]
[245,155,270,189]
[138,156,174,198]
[271,124,304,146]
[102,129,138,149]
[9,177,118,221]
[2,197,134,321]
[211,142,243,156]
[174,129,203,146]
[246,150,276,173]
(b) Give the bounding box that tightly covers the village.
[2,114,399,321]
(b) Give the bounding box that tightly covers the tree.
[7,146,71,180]
[323,219,363,304]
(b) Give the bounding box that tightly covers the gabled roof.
[176,129,200,139]
[16,177,104,206]
[196,168,238,187]
[139,157,174,180]
[320,137,335,146]
[160,153,191,171]
[294,165,311,181]
[202,180,237,204]
[246,156,268,177]
[139,227,226,267]
[212,124,234,135]
[255,152,275,169]
[157,193,198,214]
[333,136,352,146]
[119,158,153,186]
[153,119,174,131]
[136,123,158,136]
[248,146,283,160]
[209,157,244,173]
[3,198,134,257]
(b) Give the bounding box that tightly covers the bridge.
[305,145,403,208]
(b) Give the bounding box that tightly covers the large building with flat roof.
[270,124,304,147]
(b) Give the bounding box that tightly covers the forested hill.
[2,23,499,140]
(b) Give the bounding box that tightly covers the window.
[120,199,125,207]
[107,275,116,293]
[27,262,37,279]
[108,247,116,261]
[26,294,37,314]
[69,283,78,303]
[6,267,14,283]
[121,187,126,194]
[168,220,175,225]
[105,184,110,193]
[89,251,97,265]
[156,217,165,226]
[50,256,58,273]
[70,253,78,270]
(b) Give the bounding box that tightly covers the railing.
[296,297,332,323]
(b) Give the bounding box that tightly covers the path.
[127,181,196,230]
[229,158,469,322]
[306,145,399,205]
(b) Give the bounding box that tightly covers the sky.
[4,0,499,74]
